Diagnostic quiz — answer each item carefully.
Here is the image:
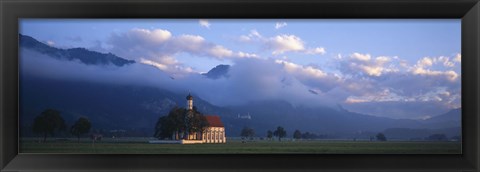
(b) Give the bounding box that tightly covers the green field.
[20,138,461,154]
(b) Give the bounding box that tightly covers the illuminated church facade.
[185,94,226,144]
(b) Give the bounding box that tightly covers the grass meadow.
[20,137,461,154]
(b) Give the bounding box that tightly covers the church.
[185,94,226,144]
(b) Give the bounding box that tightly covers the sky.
[19,19,461,119]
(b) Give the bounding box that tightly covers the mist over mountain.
[202,64,230,79]
[19,34,461,139]
[20,34,135,67]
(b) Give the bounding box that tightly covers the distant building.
[237,113,252,120]
[185,94,226,144]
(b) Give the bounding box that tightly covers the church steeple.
[186,93,193,110]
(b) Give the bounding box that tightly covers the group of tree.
[376,133,387,141]
[266,126,287,141]
[425,134,448,141]
[240,127,255,140]
[288,129,336,140]
[293,130,302,140]
[32,109,91,142]
[154,106,209,140]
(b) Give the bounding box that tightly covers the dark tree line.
[154,106,209,140]
[240,127,255,140]
[70,117,92,143]
[376,133,387,141]
[273,126,287,141]
[32,109,66,142]
[32,109,91,142]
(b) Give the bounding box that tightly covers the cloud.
[351,53,371,61]
[453,53,461,62]
[275,22,287,29]
[199,19,211,28]
[417,57,434,67]
[46,40,55,46]
[107,28,258,74]
[208,45,234,57]
[130,28,172,43]
[305,47,326,55]
[268,34,305,55]
[275,59,340,92]
[20,48,334,108]
[236,51,259,58]
[339,53,398,77]
[20,27,461,120]
[333,52,461,118]
[238,30,327,56]
[410,56,459,81]
[20,45,461,119]
[139,58,169,71]
[238,30,262,42]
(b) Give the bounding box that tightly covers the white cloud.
[305,47,326,55]
[439,56,455,67]
[130,28,172,43]
[139,58,168,71]
[417,57,434,67]
[275,59,340,92]
[46,40,55,46]
[340,53,397,77]
[238,30,326,56]
[107,28,259,74]
[236,52,259,58]
[173,34,206,51]
[375,56,391,64]
[411,56,459,81]
[275,22,287,29]
[453,53,461,62]
[351,53,371,61]
[199,19,211,28]
[208,45,234,58]
[238,30,262,42]
[268,34,305,55]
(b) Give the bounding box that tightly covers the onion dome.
[186,94,193,100]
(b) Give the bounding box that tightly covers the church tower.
[186,93,193,111]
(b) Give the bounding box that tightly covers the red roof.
[205,115,224,127]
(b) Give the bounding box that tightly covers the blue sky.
[19,19,461,119]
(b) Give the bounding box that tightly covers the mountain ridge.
[20,34,135,67]
[19,34,462,139]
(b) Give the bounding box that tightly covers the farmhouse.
[185,94,226,144]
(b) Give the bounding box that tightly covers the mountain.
[225,100,427,137]
[18,35,462,139]
[425,108,461,123]
[382,127,461,140]
[19,34,135,66]
[19,76,234,137]
[202,64,230,79]
[19,74,461,138]
[416,108,461,129]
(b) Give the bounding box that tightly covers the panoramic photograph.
[19,19,461,154]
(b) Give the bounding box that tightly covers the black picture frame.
[1,0,479,171]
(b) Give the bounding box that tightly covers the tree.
[273,126,287,141]
[32,109,67,142]
[185,107,209,140]
[376,133,387,141]
[266,130,273,140]
[240,127,255,140]
[293,130,302,140]
[70,117,91,143]
[154,106,209,140]
[154,116,175,139]
[426,134,448,141]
